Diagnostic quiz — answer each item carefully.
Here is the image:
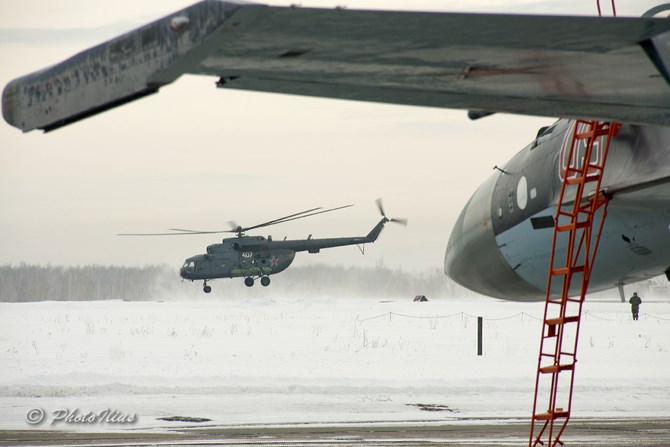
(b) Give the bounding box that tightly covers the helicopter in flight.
[120,200,405,293]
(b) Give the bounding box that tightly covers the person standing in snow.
[628,292,642,321]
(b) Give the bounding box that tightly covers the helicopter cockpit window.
[182,261,194,271]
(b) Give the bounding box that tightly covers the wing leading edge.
[4,0,670,132]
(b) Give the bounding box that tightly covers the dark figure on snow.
[628,292,642,321]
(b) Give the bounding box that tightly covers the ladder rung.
[577,205,598,215]
[574,128,608,138]
[546,316,580,325]
[555,221,589,232]
[551,266,585,276]
[585,165,604,173]
[563,171,603,185]
[546,296,583,305]
[564,175,600,185]
[534,409,570,421]
[539,363,574,374]
[563,165,584,173]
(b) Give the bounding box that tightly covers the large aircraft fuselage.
[445,120,670,301]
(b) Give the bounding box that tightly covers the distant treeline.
[2,264,666,302]
[0,264,175,302]
[275,264,461,299]
[0,263,468,302]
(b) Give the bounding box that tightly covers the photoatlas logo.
[25,408,137,426]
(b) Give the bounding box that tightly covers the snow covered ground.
[0,295,667,432]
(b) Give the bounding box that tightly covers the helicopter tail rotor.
[376,198,408,226]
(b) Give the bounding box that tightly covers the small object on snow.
[157,416,211,423]
[413,295,428,302]
[407,403,456,412]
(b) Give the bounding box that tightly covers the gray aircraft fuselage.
[445,119,670,301]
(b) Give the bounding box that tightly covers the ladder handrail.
[529,120,619,447]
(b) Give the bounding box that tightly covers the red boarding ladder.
[529,120,620,447]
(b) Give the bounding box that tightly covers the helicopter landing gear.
[244,277,254,287]
[203,281,212,294]
[260,276,271,287]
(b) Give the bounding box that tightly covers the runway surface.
[2,418,669,446]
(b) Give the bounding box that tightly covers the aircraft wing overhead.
[5,0,670,132]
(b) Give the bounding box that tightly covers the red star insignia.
[270,256,279,266]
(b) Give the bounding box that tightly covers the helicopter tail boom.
[364,217,390,243]
[252,217,391,253]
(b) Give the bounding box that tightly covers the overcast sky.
[0,0,661,273]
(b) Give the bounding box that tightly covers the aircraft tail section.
[365,218,389,243]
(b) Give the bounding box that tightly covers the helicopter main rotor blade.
[239,207,323,233]
[266,204,354,225]
[118,204,354,238]
[117,231,221,236]
[246,204,354,232]
[167,228,230,234]
[242,205,353,233]
[165,208,326,236]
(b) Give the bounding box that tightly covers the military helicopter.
[119,200,406,293]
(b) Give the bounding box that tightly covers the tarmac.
[2,417,669,446]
